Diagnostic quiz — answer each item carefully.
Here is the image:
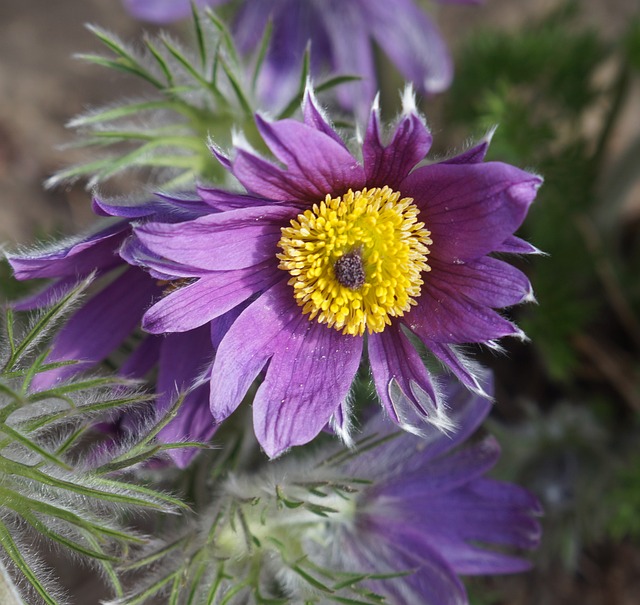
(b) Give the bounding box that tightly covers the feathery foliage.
[0,281,186,605]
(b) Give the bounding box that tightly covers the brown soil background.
[1,1,639,604]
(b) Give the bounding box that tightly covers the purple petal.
[402,162,542,263]
[210,280,362,455]
[13,276,83,312]
[253,304,362,458]
[365,0,452,93]
[423,341,488,396]
[119,237,208,280]
[495,234,543,255]
[208,278,296,424]
[345,523,467,605]
[135,205,295,271]
[368,325,442,429]
[230,1,273,54]
[408,280,523,344]
[254,114,366,199]
[415,481,542,551]
[8,223,127,280]
[443,542,534,575]
[142,261,280,333]
[375,436,501,499]
[156,328,216,467]
[196,185,271,211]
[302,87,349,149]
[341,377,492,479]
[363,103,432,190]
[319,3,378,113]
[428,257,534,309]
[120,335,162,378]
[92,196,162,219]
[441,135,493,165]
[31,268,160,389]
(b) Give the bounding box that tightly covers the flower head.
[122,0,476,114]
[310,377,542,604]
[6,194,221,467]
[129,376,541,605]
[133,88,542,457]
[233,0,476,114]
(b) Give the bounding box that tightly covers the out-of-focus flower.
[119,376,541,605]
[132,87,541,457]
[233,0,479,114]
[121,0,479,115]
[6,195,222,467]
[302,378,542,604]
[122,0,227,23]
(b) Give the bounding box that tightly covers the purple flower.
[308,375,542,604]
[218,374,541,603]
[122,0,227,23]
[133,88,541,458]
[233,0,479,113]
[6,195,220,468]
[122,0,479,114]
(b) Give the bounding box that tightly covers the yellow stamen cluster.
[277,186,432,336]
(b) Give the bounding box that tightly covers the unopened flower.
[6,195,220,467]
[133,87,541,457]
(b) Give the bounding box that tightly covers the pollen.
[277,186,432,336]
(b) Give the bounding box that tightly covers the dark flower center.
[334,250,366,290]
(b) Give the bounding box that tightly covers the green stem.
[591,61,631,173]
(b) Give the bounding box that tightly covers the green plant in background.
[444,0,640,567]
[0,281,187,605]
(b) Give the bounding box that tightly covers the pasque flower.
[166,375,541,604]
[122,0,478,114]
[234,0,482,114]
[133,87,541,458]
[299,377,542,604]
[6,195,221,467]
[306,376,542,605]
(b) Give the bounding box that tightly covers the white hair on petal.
[329,390,355,448]
[447,344,491,398]
[400,84,417,115]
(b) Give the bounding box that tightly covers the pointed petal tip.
[401,84,417,115]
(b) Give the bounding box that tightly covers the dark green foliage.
[444,1,636,383]
[443,0,640,573]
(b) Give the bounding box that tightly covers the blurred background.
[1,1,640,603]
